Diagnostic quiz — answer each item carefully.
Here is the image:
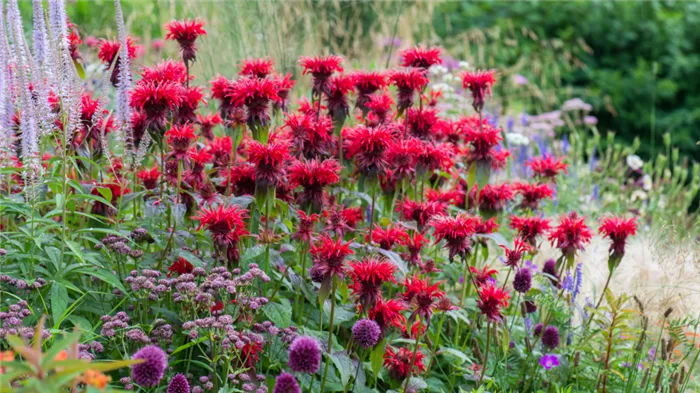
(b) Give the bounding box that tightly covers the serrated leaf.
[240,245,265,263]
[263,300,292,328]
[330,351,353,386]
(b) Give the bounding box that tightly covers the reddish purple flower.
[131,345,167,387]
[273,372,300,393]
[299,55,344,96]
[288,336,321,374]
[461,69,496,112]
[352,319,381,349]
[167,374,190,393]
[400,46,442,69]
[239,58,274,79]
[165,19,207,64]
[388,69,429,111]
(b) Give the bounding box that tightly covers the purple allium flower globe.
[288,336,321,373]
[512,268,532,293]
[539,353,560,370]
[352,319,381,349]
[533,323,543,337]
[272,372,301,393]
[542,325,560,349]
[167,373,190,393]
[131,345,168,387]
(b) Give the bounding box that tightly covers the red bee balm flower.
[97,37,138,86]
[500,237,531,268]
[470,182,514,214]
[367,224,408,250]
[369,297,407,333]
[239,58,274,79]
[246,141,290,189]
[226,77,280,129]
[403,275,444,321]
[384,346,426,381]
[548,212,592,259]
[165,19,207,64]
[462,69,496,112]
[510,215,551,248]
[470,265,498,288]
[528,155,568,181]
[196,113,222,140]
[352,71,387,112]
[309,234,354,284]
[386,137,423,180]
[599,216,637,262]
[299,55,344,96]
[400,232,429,267]
[389,69,429,111]
[168,257,194,277]
[513,181,554,210]
[477,284,510,322]
[272,73,295,112]
[348,256,397,309]
[430,212,479,261]
[343,124,394,178]
[406,107,439,140]
[400,46,442,69]
[165,123,196,159]
[398,199,447,229]
[283,112,334,159]
[141,60,190,85]
[193,205,249,265]
[365,91,394,124]
[325,74,354,123]
[288,158,341,211]
[130,81,184,132]
[291,210,320,244]
[137,165,160,190]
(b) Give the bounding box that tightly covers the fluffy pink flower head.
[406,107,439,140]
[429,212,479,261]
[239,58,274,79]
[389,69,429,111]
[400,46,442,69]
[599,216,637,261]
[461,69,496,112]
[165,19,207,63]
[130,81,184,132]
[299,55,344,96]
[548,212,592,258]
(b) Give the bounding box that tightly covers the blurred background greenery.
[19,0,699,161]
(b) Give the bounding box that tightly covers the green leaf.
[50,283,69,327]
[75,268,127,294]
[437,348,472,365]
[73,59,86,79]
[263,299,292,328]
[177,249,205,268]
[44,246,61,272]
[330,351,353,386]
[240,245,265,263]
[170,336,208,355]
[370,338,386,378]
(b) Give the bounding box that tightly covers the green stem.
[319,283,337,393]
[478,321,492,387]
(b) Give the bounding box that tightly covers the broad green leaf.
[263,299,292,328]
[330,351,353,386]
[50,283,69,327]
[170,336,208,355]
[75,268,127,294]
[370,338,386,378]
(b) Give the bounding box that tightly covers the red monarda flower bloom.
[341,206,363,229]
[325,74,355,123]
[272,73,296,113]
[386,137,422,180]
[461,69,496,112]
[528,155,568,181]
[430,212,479,261]
[141,59,190,85]
[401,232,428,267]
[226,77,280,129]
[369,297,407,333]
[548,212,592,258]
[210,75,240,124]
[76,93,116,153]
[185,147,213,189]
[168,257,194,277]
[474,216,499,235]
[137,165,160,190]
[417,141,454,174]
[510,215,551,248]
[97,37,138,85]
[323,205,353,238]
[239,58,274,79]
[91,183,130,217]
[365,91,394,124]
[367,224,408,250]
[352,71,387,112]
[288,158,341,211]
[406,107,439,139]
[206,136,232,168]
[165,123,196,159]
[599,216,637,261]
[403,275,444,321]
[220,163,256,196]
[299,55,344,96]
[462,119,503,166]
[384,346,426,381]
[309,234,354,284]
[130,81,184,132]
[196,113,222,140]
[193,204,249,264]
[470,182,514,214]
[470,265,498,288]
[68,28,82,61]
[388,69,429,111]
[175,86,204,124]
[477,284,510,322]
[291,210,320,244]
[400,46,442,69]
[165,19,207,64]
[398,199,447,230]
[246,140,290,189]
[513,181,554,210]
[500,237,530,268]
[283,112,335,159]
[348,256,397,309]
[343,124,394,178]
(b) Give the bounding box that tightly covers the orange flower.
[54,350,69,361]
[81,369,111,390]
[0,350,14,374]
